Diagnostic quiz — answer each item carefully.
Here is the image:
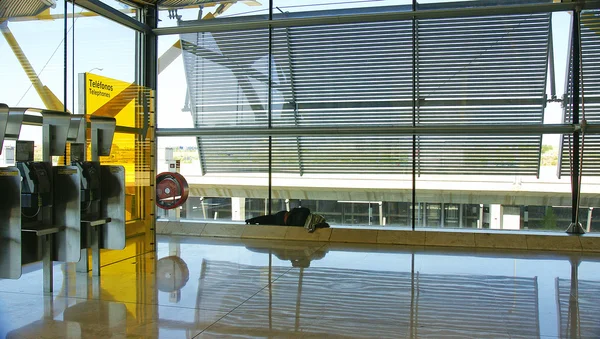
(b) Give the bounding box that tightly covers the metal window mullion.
[156,123,588,137]
[71,0,151,33]
[286,27,304,177]
[537,13,552,179]
[268,0,273,215]
[142,4,158,249]
[548,15,557,101]
[411,0,417,231]
[568,9,582,230]
[416,16,421,178]
[196,33,207,175]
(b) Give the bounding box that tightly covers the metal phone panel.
[0,167,22,279]
[41,111,71,157]
[52,166,81,262]
[100,165,125,250]
[91,116,116,158]
[5,108,24,140]
[67,115,86,144]
[20,232,42,265]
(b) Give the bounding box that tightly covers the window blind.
[180,8,550,176]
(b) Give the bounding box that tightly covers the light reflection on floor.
[1,236,600,338]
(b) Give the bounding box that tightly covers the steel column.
[144,4,159,253]
[567,9,585,234]
[268,0,273,215]
[42,235,53,293]
[411,0,417,231]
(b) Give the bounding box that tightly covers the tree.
[541,206,558,230]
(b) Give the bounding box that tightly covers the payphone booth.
[69,115,126,277]
[0,106,81,293]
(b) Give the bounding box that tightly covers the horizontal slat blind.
[274,136,414,175]
[181,9,550,176]
[418,136,542,175]
[417,14,549,176]
[197,137,268,173]
[271,21,414,174]
[182,29,270,173]
[560,11,600,176]
[181,30,269,128]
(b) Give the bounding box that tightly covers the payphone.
[68,114,126,277]
[0,106,81,292]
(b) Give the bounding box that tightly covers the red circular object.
[156,172,189,210]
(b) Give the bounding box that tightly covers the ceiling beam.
[69,0,151,34]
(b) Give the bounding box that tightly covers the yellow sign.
[83,72,139,183]
[84,72,136,128]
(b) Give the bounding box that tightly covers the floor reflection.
[4,273,134,338]
[1,236,600,338]
[246,242,329,268]
[557,258,600,339]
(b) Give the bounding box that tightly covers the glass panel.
[158,35,193,129]
[416,0,550,7]
[273,0,411,14]
[578,9,600,233]
[97,0,138,17]
[156,136,269,223]
[154,4,599,234]
[271,133,412,229]
[74,5,155,261]
[157,1,270,28]
[0,3,66,109]
[157,23,269,222]
[413,10,574,231]
[158,27,270,130]
[0,1,154,266]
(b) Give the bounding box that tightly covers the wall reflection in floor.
[1,236,600,338]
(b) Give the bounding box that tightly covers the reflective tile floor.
[1,236,600,338]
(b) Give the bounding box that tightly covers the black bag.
[245,210,288,225]
[286,207,311,226]
[246,207,311,226]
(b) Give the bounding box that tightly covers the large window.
[155,1,600,232]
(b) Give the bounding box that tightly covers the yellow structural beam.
[0,23,64,111]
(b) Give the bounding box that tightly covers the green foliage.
[541,144,553,153]
[541,206,558,229]
[541,144,558,166]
